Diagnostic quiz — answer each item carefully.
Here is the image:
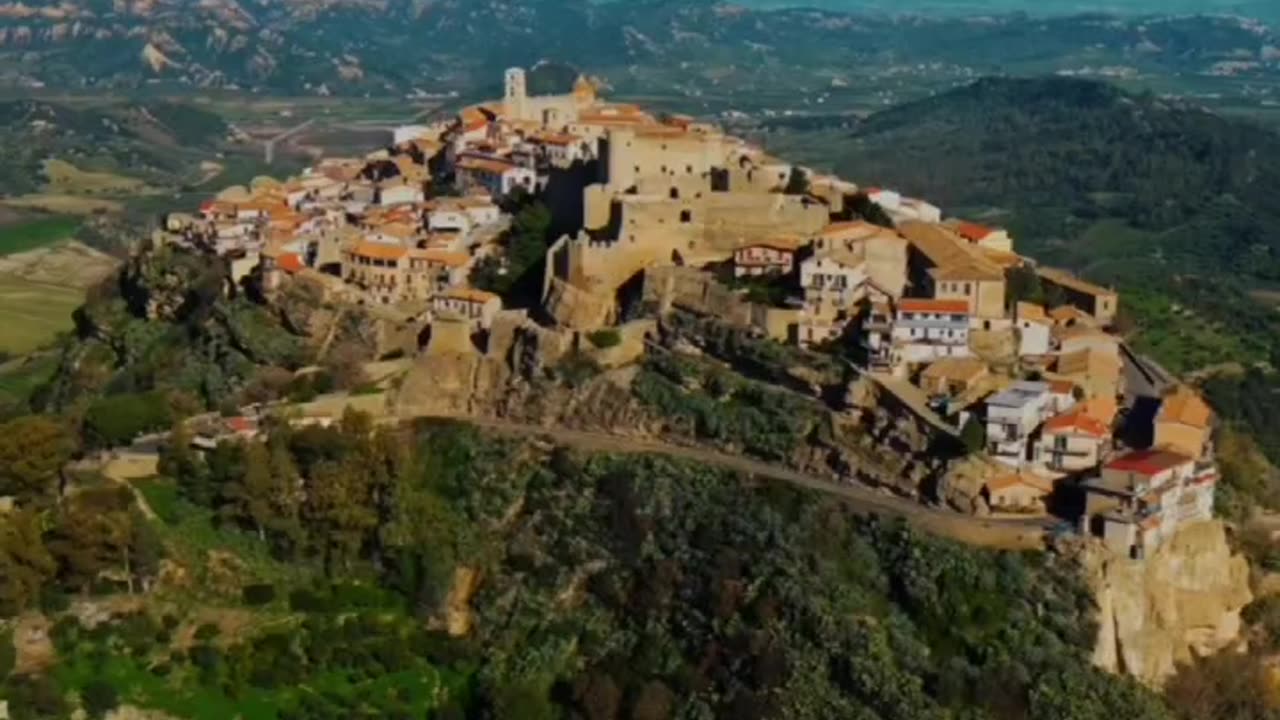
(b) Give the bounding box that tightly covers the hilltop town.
[157,68,1220,562]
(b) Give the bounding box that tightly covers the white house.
[378,182,424,207]
[985,380,1054,468]
[428,207,472,235]
[1035,408,1109,474]
[1015,302,1052,357]
[799,251,867,307]
[889,298,971,365]
[456,154,537,197]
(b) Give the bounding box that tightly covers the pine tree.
[0,509,56,616]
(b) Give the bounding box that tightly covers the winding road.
[427,414,1053,551]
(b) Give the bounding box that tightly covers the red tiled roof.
[1043,410,1109,439]
[898,298,970,315]
[1105,449,1192,476]
[277,253,305,274]
[955,221,996,242]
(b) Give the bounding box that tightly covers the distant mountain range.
[736,0,1278,19]
[0,0,1272,96]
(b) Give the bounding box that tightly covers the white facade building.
[985,380,1054,468]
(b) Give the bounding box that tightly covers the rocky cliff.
[1088,520,1252,686]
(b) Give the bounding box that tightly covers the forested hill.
[821,76,1280,285]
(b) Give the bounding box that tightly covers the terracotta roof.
[276,253,305,274]
[899,221,1003,281]
[898,298,970,315]
[349,242,408,261]
[921,356,989,382]
[1017,302,1049,323]
[1048,305,1094,325]
[927,260,1005,282]
[1037,266,1116,299]
[741,234,805,253]
[1106,449,1192,476]
[986,472,1053,494]
[1157,386,1213,429]
[817,220,897,243]
[438,287,500,304]
[1043,409,1110,439]
[457,155,518,175]
[1047,379,1075,394]
[954,221,997,242]
[409,249,469,268]
[533,132,582,146]
[226,416,257,433]
[980,248,1023,269]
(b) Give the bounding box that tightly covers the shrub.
[83,391,173,447]
[194,623,220,642]
[587,329,622,349]
[960,417,987,455]
[243,583,277,607]
[81,679,120,719]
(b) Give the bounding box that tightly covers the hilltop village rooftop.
[164,67,1217,560]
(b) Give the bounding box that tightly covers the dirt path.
[96,451,161,521]
[440,415,1050,550]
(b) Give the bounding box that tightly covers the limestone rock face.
[1088,520,1252,686]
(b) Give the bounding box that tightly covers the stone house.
[919,356,990,397]
[1037,266,1119,327]
[984,472,1054,513]
[1154,385,1214,460]
[432,288,503,330]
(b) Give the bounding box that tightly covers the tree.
[0,415,74,506]
[960,417,987,455]
[83,391,173,448]
[159,420,211,505]
[846,193,896,229]
[45,487,159,594]
[784,166,810,195]
[1005,265,1045,306]
[303,458,377,574]
[81,679,120,719]
[0,509,55,617]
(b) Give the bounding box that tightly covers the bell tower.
[505,67,528,121]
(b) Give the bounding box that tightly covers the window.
[680,210,692,223]
[964,283,972,294]
[1055,436,1068,451]
[686,164,693,174]
[670,187,679,199]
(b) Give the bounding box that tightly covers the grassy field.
[0,352,57,407]
[1,194,123,215]
[0,275,82,354]
[0,215,80,255]
[42,158,150,195]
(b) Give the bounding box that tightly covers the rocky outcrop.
[1088,520,1252,686]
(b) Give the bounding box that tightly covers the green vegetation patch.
[0,215,80,255]
[0,276,81,354]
